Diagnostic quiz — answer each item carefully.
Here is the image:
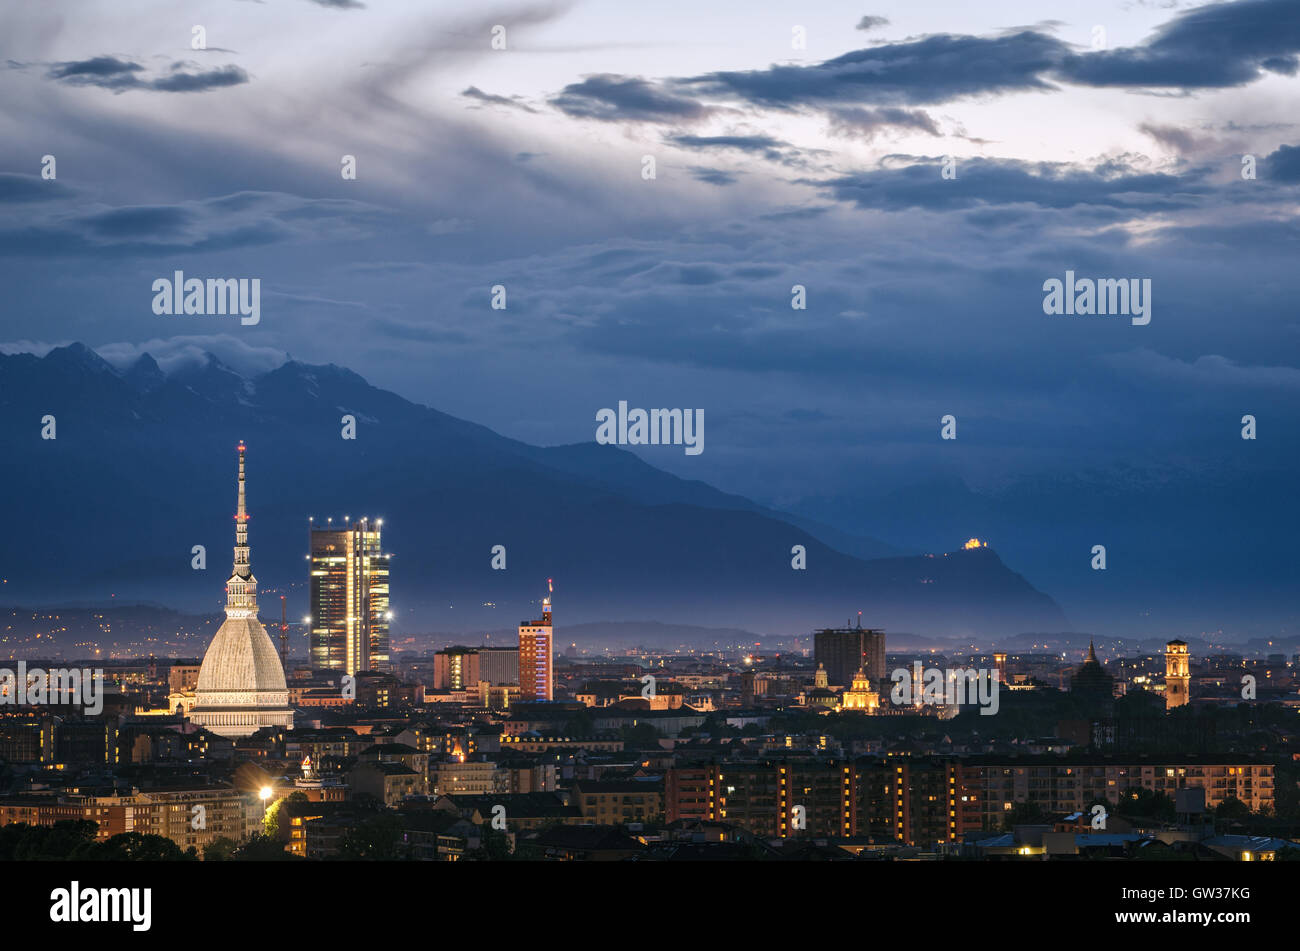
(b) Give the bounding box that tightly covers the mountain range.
[0,343,1068,637]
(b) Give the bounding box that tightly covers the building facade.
[1165,639,1190,709]
[814,623,886,687]
[518,581,554,702]
[309,517,391,674]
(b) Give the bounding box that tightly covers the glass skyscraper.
[308,517,391,674]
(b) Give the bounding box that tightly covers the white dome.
[195,616,288,695]
[190,617,293,738]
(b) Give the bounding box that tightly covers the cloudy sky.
[3,0,1299,634]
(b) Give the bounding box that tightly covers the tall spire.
[542,578,553,625]
[1086,640,1097,664]
[225,441,258,619]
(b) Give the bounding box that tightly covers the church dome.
[1070,640,1115,705]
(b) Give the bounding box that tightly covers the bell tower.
[1165,640,1190,710]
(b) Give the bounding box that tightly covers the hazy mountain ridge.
[1,344,1068,636]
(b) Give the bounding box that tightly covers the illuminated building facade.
[309,518,391,674]
[189,443,294,738]
[434,647,479,690]
[840,669,880,712]
[1165,639,1190,710]
[664,759,970,844]
[518,580,554,701]
[960,755,1274,820]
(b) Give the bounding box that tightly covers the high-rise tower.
[813,616,886,687]
[518,579,554,701]
[190,442,294,738]
[1165,639,1190,710]
[308,517,390,674]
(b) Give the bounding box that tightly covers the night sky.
[2,0,1298,636]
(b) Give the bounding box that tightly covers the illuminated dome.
[193,616,289,699]
[189,443,294,739]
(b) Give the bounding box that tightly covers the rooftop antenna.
[279,595,289,673]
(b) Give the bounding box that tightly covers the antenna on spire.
[225,441,257,620]
[279,595,289,673]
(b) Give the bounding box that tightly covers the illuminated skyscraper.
[518,580,553,701]
[308,517,391,674]
[189,442,294,738]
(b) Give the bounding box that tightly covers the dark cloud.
[462,86,538,113]
[816,156,1208,213]
[1138,121,1210,154]
[550,74,714,121]
[855,16,890,31]
[149,64,248,92]
[1264,143,1300,182]
[0,174,71,203]
[541,0,1300,125]
[47,56,143,90]
[81,205,193,238]
[678,31,1068,108]
[0,191,387,256]
[671,134,786,152]
[1058,0,1300,88]
[307,0,366,8]
[758,205,832,221]
[667,134,824,170]
[47,57,249,93]
[827,106,941,140]
[690,167,739,186]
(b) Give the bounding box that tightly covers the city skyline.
[0,0,1297,902]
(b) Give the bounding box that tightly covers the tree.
[203,836,238,862]
[263,798,285,838]
[1116,787,1175,822]
[464,827,513,861]
[1215,796,1252,821]
[336,812,404,860]
[620,722,660,749]
[0,820,99,861]
[563,708,595,736]
[1002,801,1047,830]
[95,832,195,861]
[233,832,294,861]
